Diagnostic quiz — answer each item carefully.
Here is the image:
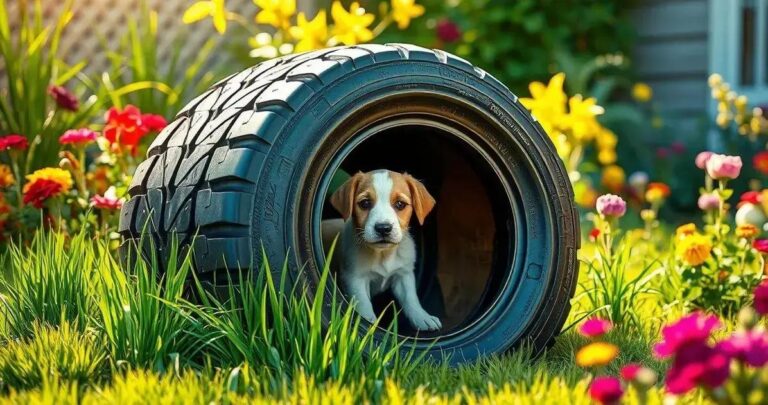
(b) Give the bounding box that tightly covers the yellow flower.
[23,168,73,194]
[0,164,14,188]
[520,73,567,137]
[391,0,425,29]
[254,0,296,31]
[565,95,604,141]
[597,148,617,165]
[576,342,619,368]
[640,209,656,222]
[736,224,759,239]
[331,1,374,45]
[290,11,328,52]
[601,165,625,193]
[183,0,228,34]
[676,233,712,266]
[632,82,653,102]
[551,133,572,160]
[596,128,618,149]
[675,223,697,239]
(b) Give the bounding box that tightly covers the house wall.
[630,0,711,139]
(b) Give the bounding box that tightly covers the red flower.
[755,281,768,315]
[588,376,624,405]
[755,151,768,175]
[103,105,165,155]
[741,191,762,205]
[436,19,461,43]
[619,363,641,381]
[48,85,79,111]
[753,239,768,254]
[589,228,600,242]
[654,312,720,358]
[579,317,612,339]
[59,128,98,145]
[22,179,63,208]
[0,134,29,151]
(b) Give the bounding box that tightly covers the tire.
[119,44,580,365]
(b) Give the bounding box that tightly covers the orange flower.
[576,342,619,368]
[645,182,670,203]
[755,151,768,175]
[736,224,759,239]
[676,233,712,266]
[676,223,697,239]
[0,164,14,188]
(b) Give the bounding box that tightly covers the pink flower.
[706,154,742,180]
[716,330,768,367]
[596,194,626,218]
[695,151,714,169]
[697,193,720,211]
[0,134,29,151]
[755,281,768,315]
[436,19,461,43]
[588,376,624,405]
[579,317,613,338]
[670,141,686,154]
[90,187,123,210]
[665,342,730,394]
[59,128,97,145]
[753,239,768,255]
[48,85,79,111]
[619,363,641,381]
[654,312,721,358]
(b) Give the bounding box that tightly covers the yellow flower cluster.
[709,73,768,138]
[675,224,712,266]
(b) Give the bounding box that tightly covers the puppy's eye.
[358,199,372,210]
[394,200,407,211]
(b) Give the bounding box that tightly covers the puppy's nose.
[374,223,393,236]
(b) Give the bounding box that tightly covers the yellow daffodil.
[23,168,73,194]
[520,73,567,136]
[564,95,604,141]
[631,82,653,102]
[183,0,228,34]
[331,1,374,45]
[290,11,328,52]
[576,342,619,368]
[0,164,14,188]
[601,165,625,193]
[254,0,296,31]
[676,232,712,266]
[391,0,424,29]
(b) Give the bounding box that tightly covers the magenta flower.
[588,376,624,405]
[596,194,626,218]
[619,363,641,381]
[59,128,98,145]
[695,151,714,169]
[654,312,721,358]
[755,281,768,315]
[48,85,79,111]
[705,154,742,180]
[665,342,731,394]
[697,193,720,211]
[579,317,613,338]
[90,187,123,210]
[436,19,461,43]
[716,330,768,367]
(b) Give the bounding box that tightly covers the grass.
[0,229,732,403]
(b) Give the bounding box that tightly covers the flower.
[716,330,768,367]
[619,363,641,381]
[595,194,626,218]
[519,73,567,138]
[564,95,604,141]
[640,209,656,222]
[576,342,619,368]
[695,151,714,169]
[706,154,742,180]
[141,114,167,132]
[290,11,328,52]
[736,202,767,227]
[579,318,612,338]
[600,165,625,193]
[255,0,296,31]
[736,224,759,238]
[48,85,79,111]
[741,190,762,205]
[676,233,712,266]
[670,141,686,154]
[391,0,424,29]
[0,134,28,151]
[656,147,669,159]
[331,1,374,45]
[589,228,600,242]
[645,182,670,203]
[103,105,164,155]
[754,151,768,174]
[588,376,624,405]
[22,179,64,208]
[675,223,697,239]
[698,193,720,211]
[631,82,653,102]
[754,239,768,254]
[59,128,98,145]
[436,19,460,43]
[654,312,721,358]
[755,281,768,315]
[665,341,731,394]
[24,168,73,194]
[183,0,228,34]
[628,171,648,191]
[90,186,123,210]
[0,165,14,188]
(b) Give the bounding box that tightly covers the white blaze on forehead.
[362,170,403,243]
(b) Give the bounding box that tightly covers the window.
[710,0,768,103]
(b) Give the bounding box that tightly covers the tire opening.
[319,122,514,336]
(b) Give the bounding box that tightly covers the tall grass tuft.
[0,230,99,338]
[0,321,107,391]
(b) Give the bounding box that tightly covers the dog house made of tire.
[119,44,580,365]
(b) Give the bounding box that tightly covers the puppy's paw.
[407,311,442,331]
[358,309,378,325]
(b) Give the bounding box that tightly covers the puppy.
[326,170,442,331]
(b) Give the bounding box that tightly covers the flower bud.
[738,306,759,330]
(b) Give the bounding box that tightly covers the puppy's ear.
[404,174,436,225]
[330,172,364,220]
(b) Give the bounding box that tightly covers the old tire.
[119,44,579,365]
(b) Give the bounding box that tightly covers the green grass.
[0,230,731,403]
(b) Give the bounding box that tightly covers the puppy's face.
[331,170,435,248]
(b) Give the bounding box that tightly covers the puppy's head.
[331,170,435,248]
